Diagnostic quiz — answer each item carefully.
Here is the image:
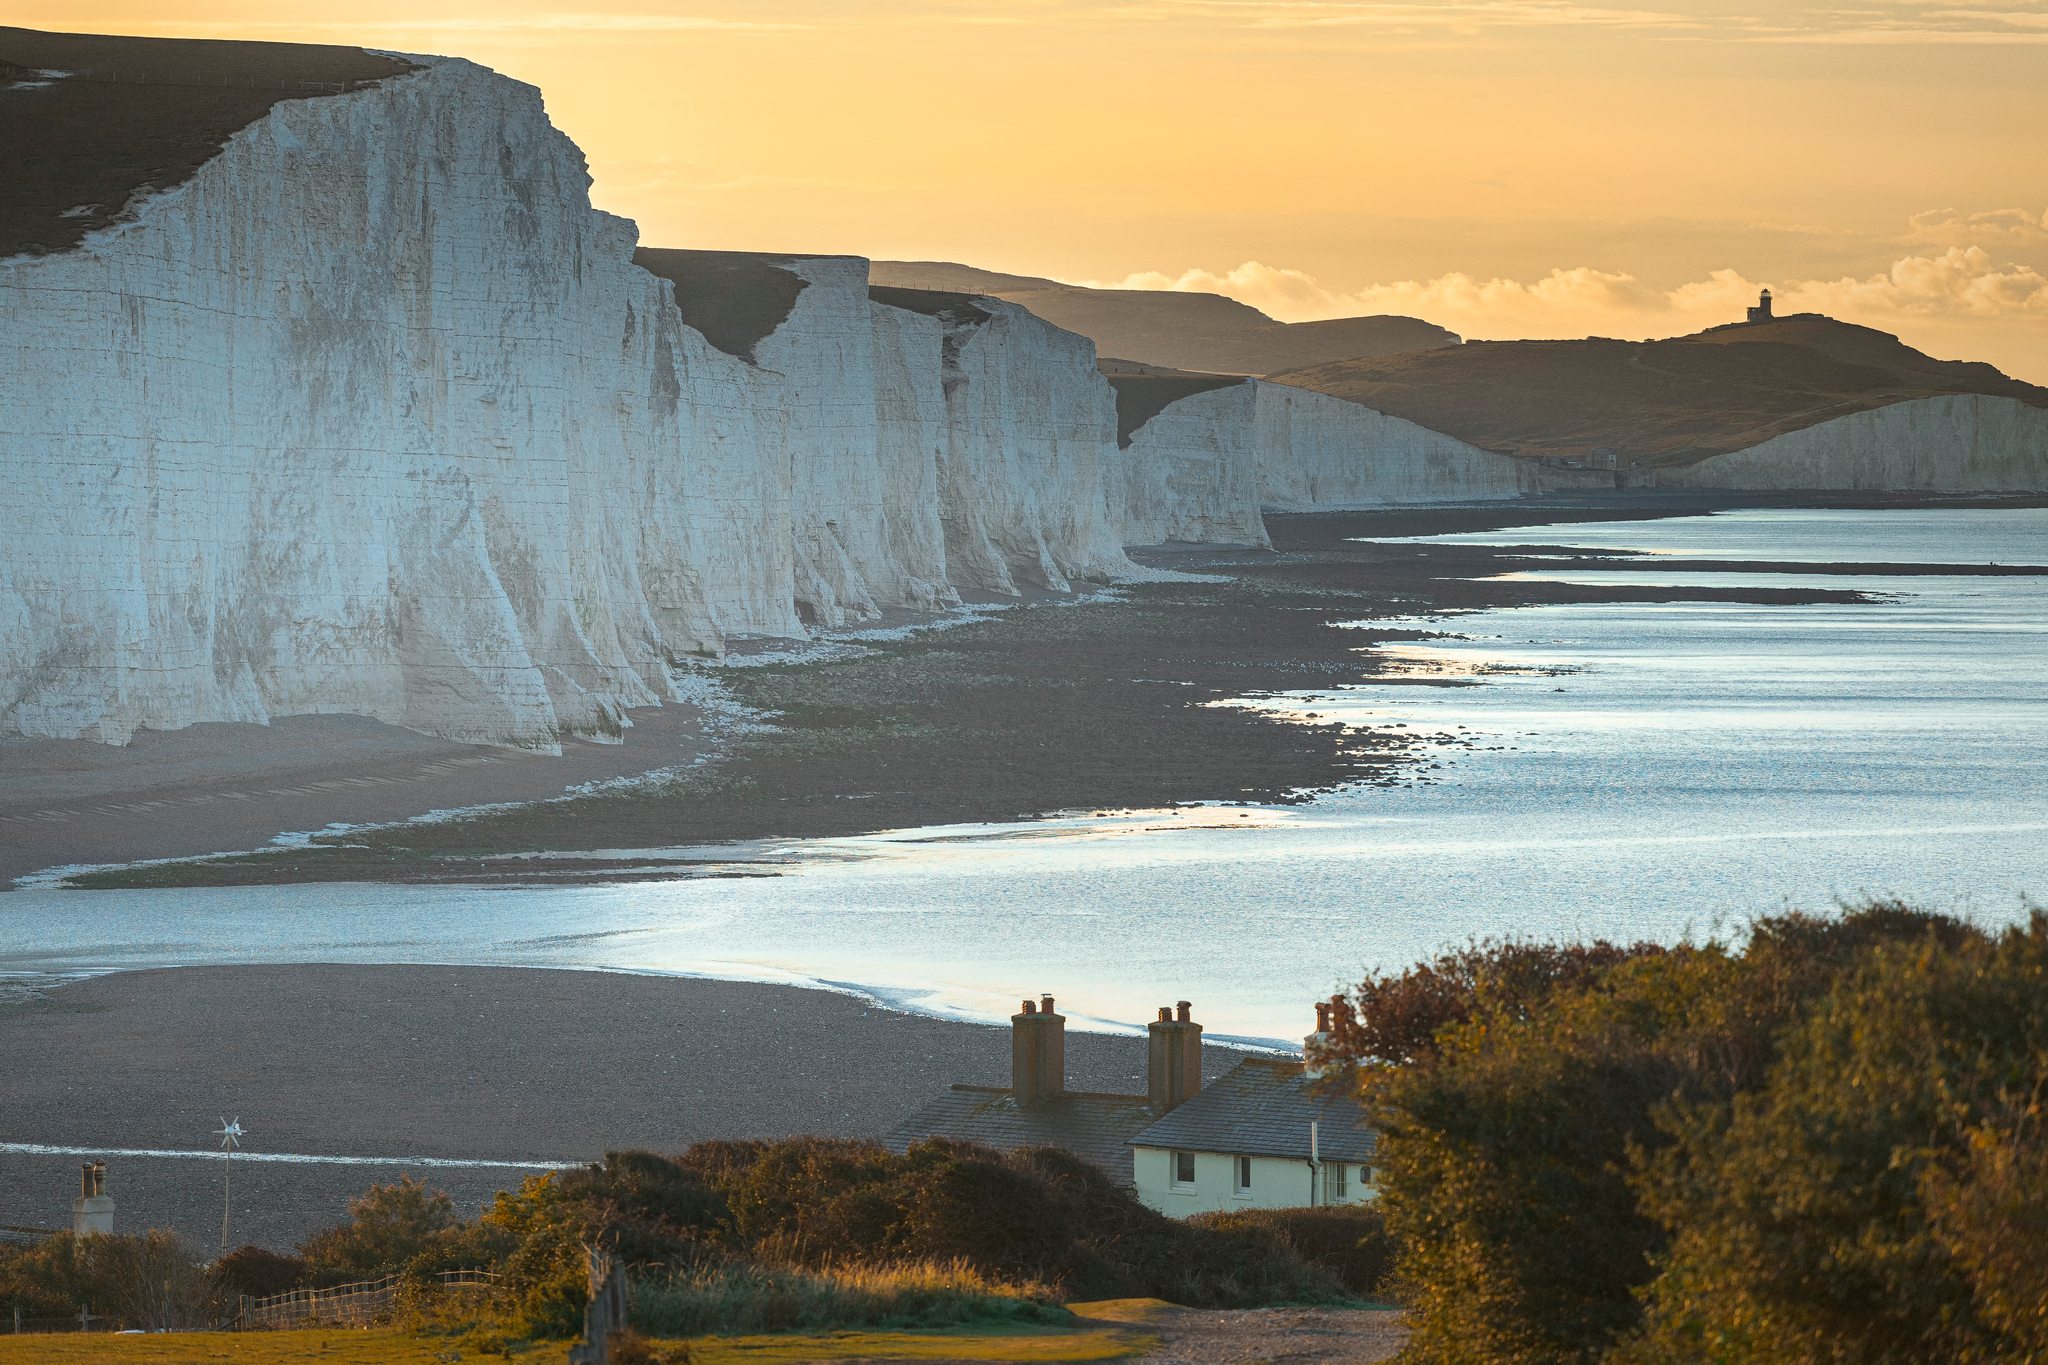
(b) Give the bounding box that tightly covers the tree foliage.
[299,1174,465,1282]
[1321,904,2047,1365]
[0,1230,215,1329]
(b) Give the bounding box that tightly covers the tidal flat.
[44,498,1898,891]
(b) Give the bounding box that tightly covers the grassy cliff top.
[868,284,996,327]
[633,248,815,363]
[1105,372,1250,447]
[1,27,417,259]
[1270,314,2048,465]
[872,260,1457,376]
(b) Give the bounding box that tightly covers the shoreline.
[17,493,2045,893]
[0,963,1249,1249]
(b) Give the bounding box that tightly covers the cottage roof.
[1128,1057,1376,1163]
[884,1085,1158,1185]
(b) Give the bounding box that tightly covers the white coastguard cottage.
[886,996,1374,1216]
[1128,1005,1376,1215]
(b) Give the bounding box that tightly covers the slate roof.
[1128,1057,1377,1163]
[884,1086,1158,1186]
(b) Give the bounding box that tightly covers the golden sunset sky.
[26,1,2048,378]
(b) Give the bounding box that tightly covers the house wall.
[1131,1145,1376,1217]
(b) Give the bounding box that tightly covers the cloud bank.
[1082,234,2048,352]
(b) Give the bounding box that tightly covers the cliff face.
[1109,373,1530,543]
[1252,383,1532,509]
[0,34,1634,756]
[1646,395,2048,492]
[1117,381,1270,547]
[0,55,1133,748]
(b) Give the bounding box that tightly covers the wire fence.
[8,1309,119,1334]
[237,1267,499,1330]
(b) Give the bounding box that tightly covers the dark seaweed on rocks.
[1,27,417,258]
[634,248,815,364]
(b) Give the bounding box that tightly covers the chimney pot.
[80,1163,93,1199]
[1011,992,1066,1103]
[1148,1000,1204,1113]
[1315,1002,1331,1032]
[1041,994,1055,1014]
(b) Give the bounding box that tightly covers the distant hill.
[870,260,1459,375]
[1269,315,2048,466]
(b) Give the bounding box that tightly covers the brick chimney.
[1147,1000,1203,1113]
[72,1161,113,1237]
[1303,1002,1334,1079]
[1011,994,1066,1104]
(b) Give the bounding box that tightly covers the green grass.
[0,1323,1146,1365]
[628,1259,1070,1338]
[0,1329,564,1363]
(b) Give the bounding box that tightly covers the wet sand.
[0,706,710,885]
[0,964,1242,1250]
[18,495,2041,896]
[45,497,1909,892]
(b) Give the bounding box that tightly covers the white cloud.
[1079,246,2048,342]
[1905,207,2048,246]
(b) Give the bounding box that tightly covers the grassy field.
[0,1323,1147,1364]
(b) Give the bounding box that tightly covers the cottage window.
[1172,1151,1196,1186]
[1234,1155,1253,1193]
[1322,1160,1348,1202]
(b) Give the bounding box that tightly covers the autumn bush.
[1193,1204,1394,1298]
[0,1229,217,1329]
[1323,903,2047,1365]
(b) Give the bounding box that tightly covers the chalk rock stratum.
[0,51,1142,748]
[9,29,2033,753]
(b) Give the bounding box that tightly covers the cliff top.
[1104,373,1249,447]
[1270,315,2048,466]
[868,285,995,327]
[633,248,814,363]
[872,259,1459,376]
[1,27,417,259]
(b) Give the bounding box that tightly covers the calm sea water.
[4,508,2044,1044]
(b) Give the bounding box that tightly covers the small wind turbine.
[216,1117,244,1259]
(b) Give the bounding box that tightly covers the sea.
[4,507,2044,1045]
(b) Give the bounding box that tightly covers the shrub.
[0,1231,216,1330]
[554,1150,730,1269]
[214,1244,309,1299]
[690,1136,1343,1306]
[1194,1205,1393,1297]
[300,1176,462,1282]
[1624,913,2048,1363]
[1328,904,2016,1364]
[1323,936,1666,1067]
[627,1259,1066,1338]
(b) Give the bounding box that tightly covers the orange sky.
[25,1,2048,379]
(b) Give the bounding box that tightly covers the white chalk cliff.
[1643,394,2048,493]
[19,42,2025,754]
[0,55,1135,748]
[1251,382,1533,509]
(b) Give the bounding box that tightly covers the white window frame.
[1233,1154,1253,1196]
[1322,1159,1349,1203]
[1170,1150,1197,1189]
